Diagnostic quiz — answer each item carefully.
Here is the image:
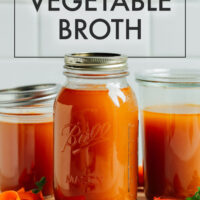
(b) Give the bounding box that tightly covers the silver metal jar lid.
[64,53,128,71]
[0,84,60,108]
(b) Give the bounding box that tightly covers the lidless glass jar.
[136,69,200,200]
[0,84,59,198]
[54,53,138,200]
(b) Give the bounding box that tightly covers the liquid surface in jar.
[0,116,53,196]
[54,87,138,200]
[142,104,200,199]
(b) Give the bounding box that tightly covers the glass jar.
[54,53,138,200]
[136,69,200,200]
[0,84,59,198]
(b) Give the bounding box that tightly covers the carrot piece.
[18,190,44,200]
[0,187,44,200]
[0,191,20,200]
[17,188,25,193]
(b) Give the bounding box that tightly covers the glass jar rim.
[135,68,200,86]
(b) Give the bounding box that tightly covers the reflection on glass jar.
[136,69,200,200]
[54,53,138,200]
[0,84,59,198]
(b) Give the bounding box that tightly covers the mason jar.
[54,53,138,200]
[136,69,200,200]
[0,84,59,198]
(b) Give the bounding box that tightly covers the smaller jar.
[0,84,59,198]
[136,69,200,200]
[54,53,138,200]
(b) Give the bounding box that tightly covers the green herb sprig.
[32,177,46,194]
[186,187,200,200]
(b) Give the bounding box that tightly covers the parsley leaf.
[186,187,200,200]
[32,177,46,194]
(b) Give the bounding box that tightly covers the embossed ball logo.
[61,122,111,154]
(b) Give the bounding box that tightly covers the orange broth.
[54,87,138,200]
[142,105,200,199]
[0,116,53,196]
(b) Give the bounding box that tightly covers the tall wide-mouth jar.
[0,84,59,198]
[54,53,138,200]
[136,69,200,200]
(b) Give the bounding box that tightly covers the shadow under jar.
[0,84,59,198]
[54,53,138,200]
[136,69,200,200]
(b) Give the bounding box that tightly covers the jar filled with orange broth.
[136,69,200,200]
[54,53,138,200]
[0,84,59,198]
